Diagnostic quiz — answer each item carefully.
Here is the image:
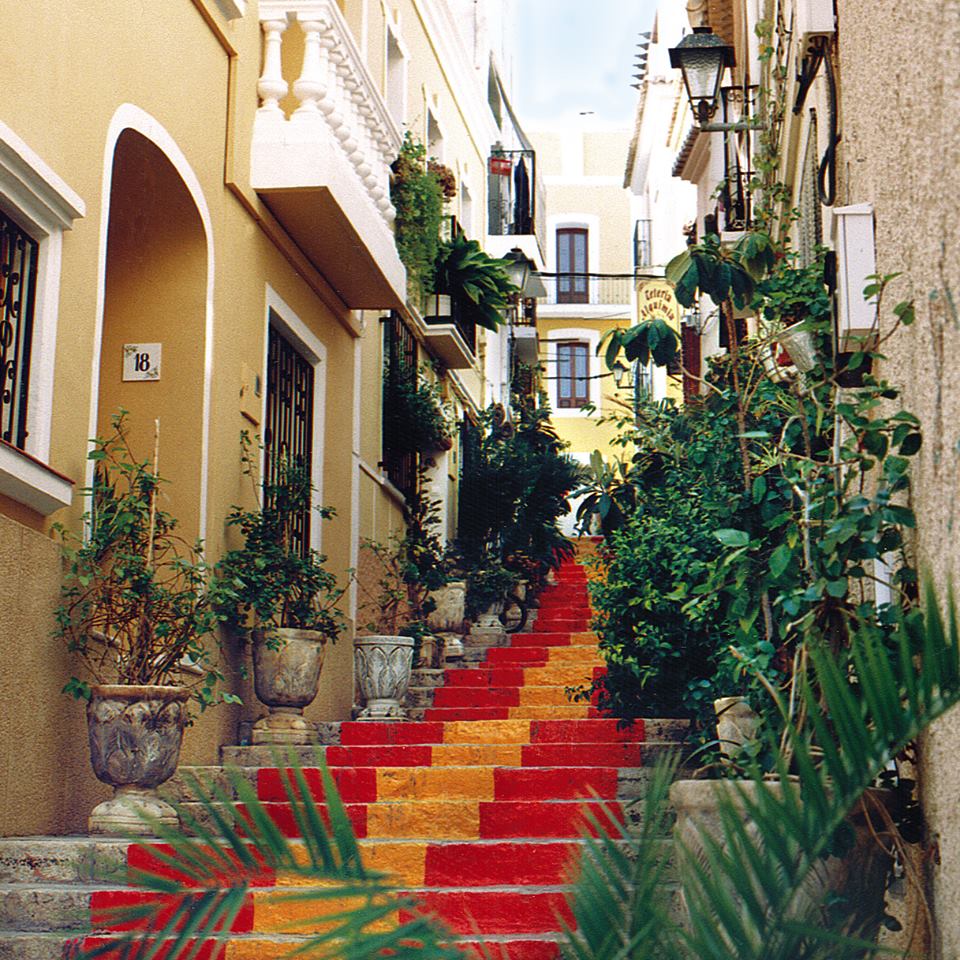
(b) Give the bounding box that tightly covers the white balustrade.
[256,1,400,225]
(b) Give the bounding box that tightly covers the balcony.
[252,1,406,309]
[538,273,634,316]
[415,294,478,371]
[486,149,546,266]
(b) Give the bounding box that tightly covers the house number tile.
[122,343,162,381]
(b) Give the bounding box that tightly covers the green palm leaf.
[85,750,462,960]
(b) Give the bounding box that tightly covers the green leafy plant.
[563,581,960,960]
[572,450,637,538]
[383,366,453,454]
[465,552,519,619]
[431,232,517,331]
[457,396,579,592]
[55,412,231,709]
[214,435,346,647]
[391,133,444,304]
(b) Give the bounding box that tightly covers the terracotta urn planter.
[670,779,894,942]
[86,684,190,836]
[252,628,328,745]
[354,635,415,720]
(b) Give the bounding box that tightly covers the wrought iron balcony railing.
[487,149,546,259]
[539,273,635,307]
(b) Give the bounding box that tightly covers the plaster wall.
[823,1,960,953]
[0,0,362,833]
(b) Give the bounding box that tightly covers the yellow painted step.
[442,719,532,744]
[546,646,605,664]
[254,883,399,933]
[376,765,494,801]
[431,743,523,766]
[522,664,599,685]
[517,685,579,706]
[366,799,480,839]
[508,704,591,720]
[280,842,424,886]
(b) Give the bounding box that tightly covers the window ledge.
[0,440,73,516]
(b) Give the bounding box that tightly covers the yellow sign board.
[636,279,682,326]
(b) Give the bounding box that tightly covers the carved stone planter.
[670,779,893,942]
[86,684,190,836]
[468,600,506,646]
[252,628,328,745]
[428,580,466,659]
[713,696,760,759]
[354,635,415,720]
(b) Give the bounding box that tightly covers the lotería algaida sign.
[636,279,683,327]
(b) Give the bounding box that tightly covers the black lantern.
[503,247,547,299]
[669,26,735,124]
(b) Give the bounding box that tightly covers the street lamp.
[669,26,736,125]
[503,247,547,299]
[611,359,630,390]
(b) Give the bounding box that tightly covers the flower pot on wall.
[252,628,328,745]
[428,580,466,659]
[777,323,820,373]
[87,684,190,835]
[354,635,415,720]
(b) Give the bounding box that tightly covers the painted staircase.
[0,556,685,959]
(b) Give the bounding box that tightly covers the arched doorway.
[97,127,208,539]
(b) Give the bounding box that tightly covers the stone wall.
[836,2,960,955]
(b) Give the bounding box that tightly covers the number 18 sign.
[122,343,162,381]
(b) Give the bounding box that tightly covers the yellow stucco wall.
[0,0,365,834]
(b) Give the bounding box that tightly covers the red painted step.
[484,648,553,664]
[521,742,643,766]
[432,686,522,708]
[257,767,378,803]
[510,634,581,647]
[425,841,579,885]
[401,890,574,935]
[458,939,561,960]
[478,800,624,839]
[339,721,444,745]
[530,718,642,743]
[251,801,369,838]
[423,706,512,721]
[493,766,619,801]
[444,667,527,687]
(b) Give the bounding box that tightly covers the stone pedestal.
[467,602,507,647]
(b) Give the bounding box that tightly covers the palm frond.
[87,750,462,960]
[563,581,960,960]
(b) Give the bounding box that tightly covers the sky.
[511,0,660,126]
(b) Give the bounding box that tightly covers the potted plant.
[430,232,517,331]
[390,132,444,306]
[466,555,519,629]
[385,366,454,454]
[55,413,232,835]
[214,437,346,746]
[354,538,418,720]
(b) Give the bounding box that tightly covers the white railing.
[256,0,401,224]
